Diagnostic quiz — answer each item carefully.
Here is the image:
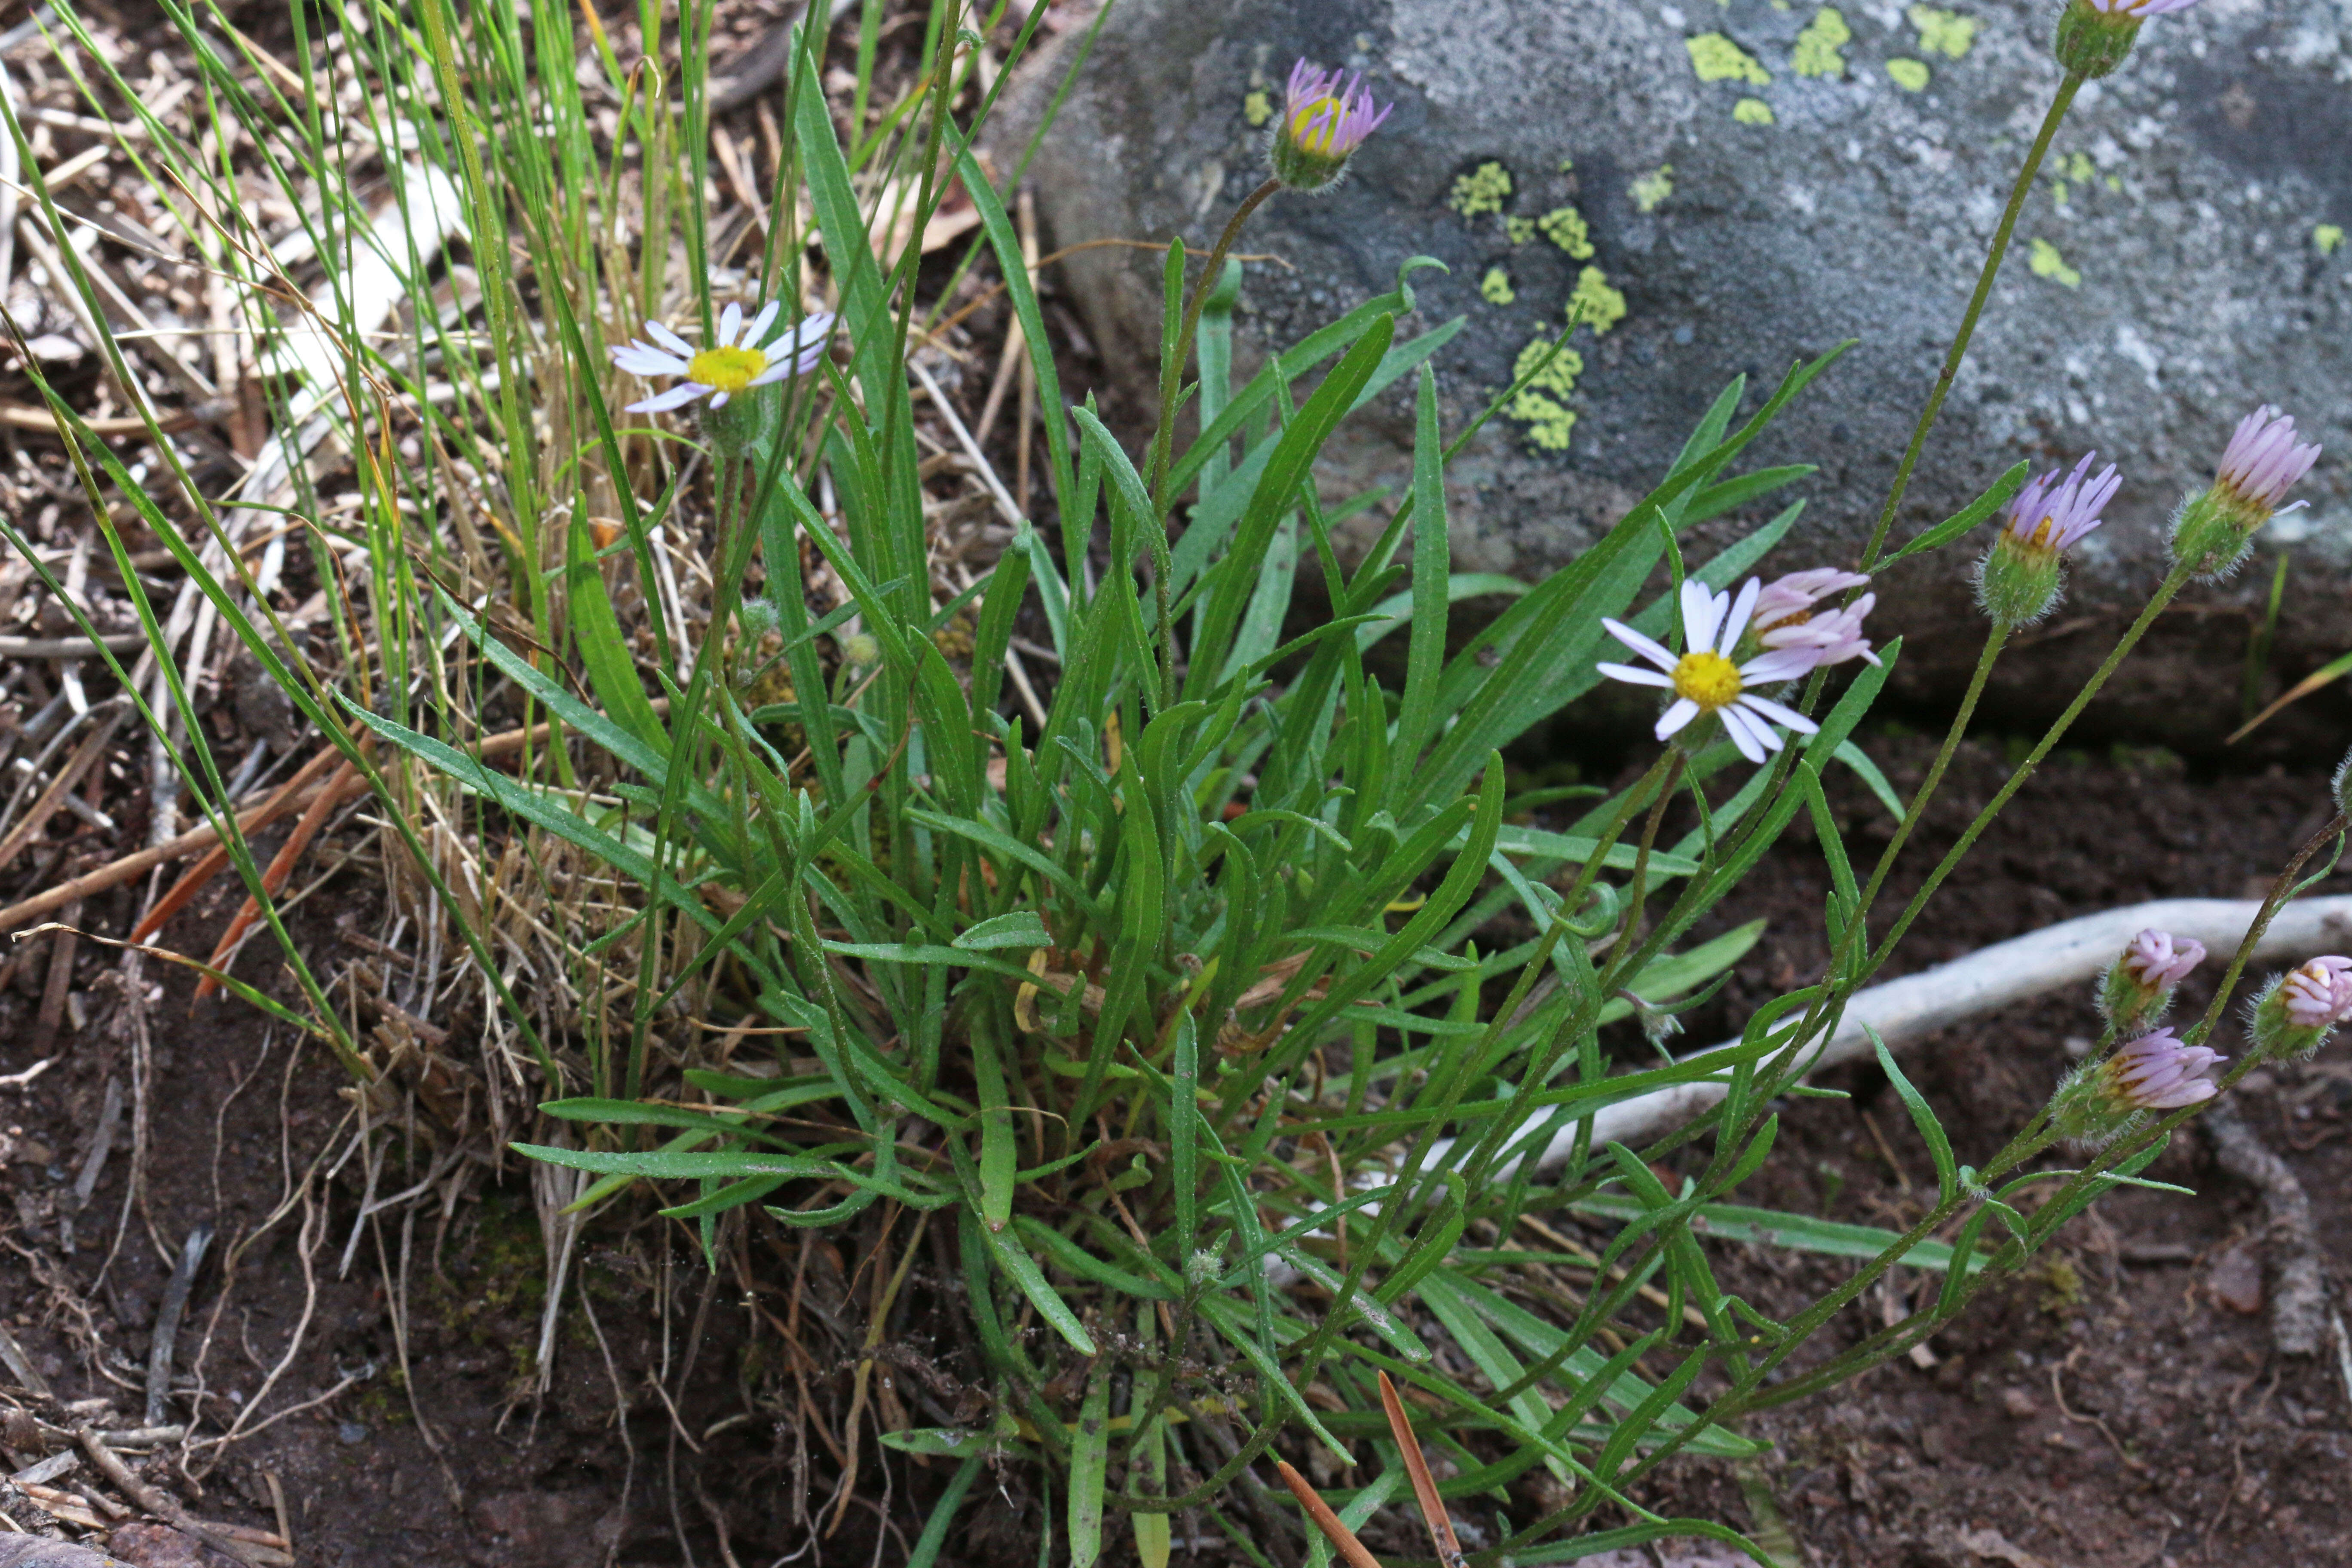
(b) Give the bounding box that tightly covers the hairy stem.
[1855,73,2082,573]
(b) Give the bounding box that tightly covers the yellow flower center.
[686,344,768,395]
[1671,650,1743,710]
[1288,95,1346,155]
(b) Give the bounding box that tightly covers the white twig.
[1494,894,2352,1174]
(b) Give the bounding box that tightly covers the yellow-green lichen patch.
[1886,58,1930,91]
[2029,238,2081,288]
[1506,215,1537,245]
[1450,161,1513,217]
[1791,7,1851,77]
[1908,4,1978,58]
[1688,33,1772,85]
[1507,334,1586,451]
[1631,164,1676,212]
[1558,155,1577,173]
[1570,266,1628,333]
[1538,205,1595,259]
[1243,89,1273,127]
[1733,96,1777,124]
[1480,266,1516,304]
[2049,151,2098,209]
[2315,224,2344,255]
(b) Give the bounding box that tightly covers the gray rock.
[1006,0,2352,746]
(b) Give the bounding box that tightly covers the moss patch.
[1791,7,1851,77]
[1570,267,1627,333]
[2029,238,2081,288]
[1630,164,1675,213]
[1688,33,1772,85]
[1507,334,1586,452]
[1733,96,1776,125]
[1885,58,1930,91]
[1479,266,1516,305]
[1450,160,1513,217]
[1537,205,1594,258]
[1908,3,1978,58]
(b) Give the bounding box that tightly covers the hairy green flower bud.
[2168,406,2321,580]
[2052,0,2145,79]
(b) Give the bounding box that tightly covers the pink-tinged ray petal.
[1654,697,1702,741]
[708,390,730,409]
[1596,662,1675,688]
[719,301,744,346]
[1718,576,1762,655]
[749,360,794,387]
[1680,579,1724,655]
[1739,648,1820,684]
[626,383,707,413]
[645,320,692,356]
[1737,693,1819,734]
[1602,619,1680,672]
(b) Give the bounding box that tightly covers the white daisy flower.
[1596,577,1860,763]
[609,300,837,414]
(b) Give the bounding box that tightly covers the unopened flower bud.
[840,631,881,668]
[2249,956,2352,1060]
[1268,59,1391,193]
[2332,745,2351,817]
[1185,1248,1223,1288]
[1974,453,2119,628]
[2052,0,2199,79]
[2049,1026,2223,1143]
[2098,928,2204,1036]
[2169,405,2322,580]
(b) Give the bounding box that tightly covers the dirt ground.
[0,732,2345,1568]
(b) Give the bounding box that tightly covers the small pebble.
[2001,1387,2040,1419]
[2208,1244,2264,1314]
[337,1421,369,1446]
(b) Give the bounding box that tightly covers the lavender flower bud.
[1268,59,1392,193]
[2049,1027,2223,1144]
[2169,406,2322,580]
[1973,453,2120,628]
[2332,745,2351,817]
[2249,956,2352,1060]
[2098,928,2204,1036]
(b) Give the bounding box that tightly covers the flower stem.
[1843,622,2008,946]
[1856,73,2082,573]
[1146,178,1282,514]
[1865,560,2189,971]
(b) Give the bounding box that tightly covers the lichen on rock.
[1507,334,1586,451]
[1886,58,1930,91]
[1480,266,1516,304]
[1733,96,1777,124]
[1570,267,1627,333]
[1908,4,1978,59]
[1538,205,1594,258]
[1687,32,1772,85]
[1630,165,1675,212]
[1791,7,1851,78]
[1450,160,1513,217]
[2029,238,2082,288]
